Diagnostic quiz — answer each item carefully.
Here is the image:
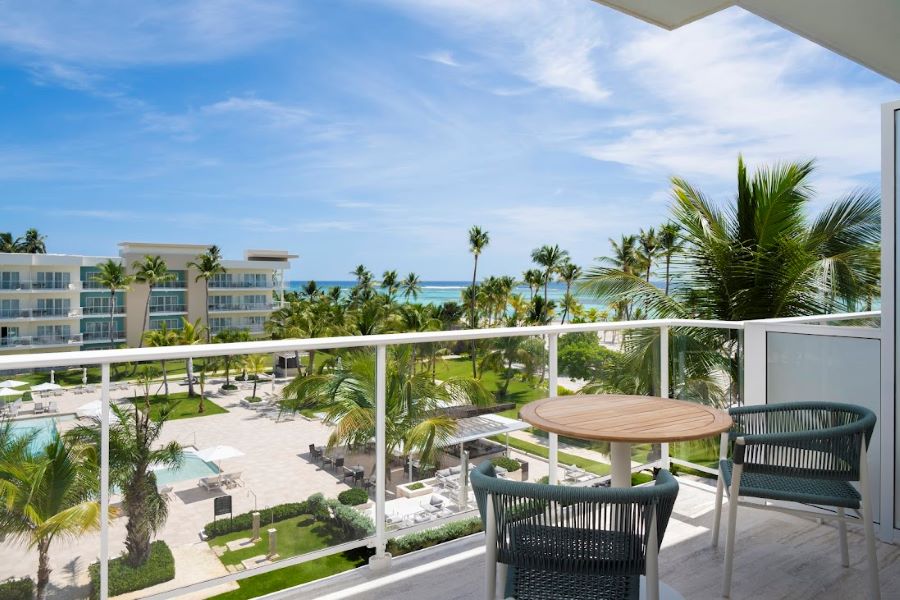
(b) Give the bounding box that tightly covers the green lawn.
[208,513,372,600]
[132,392,228,421]
[434,357,546,418]
[9,358,218,387]
[499,435,611,477]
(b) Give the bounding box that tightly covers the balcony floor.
[289,477,899,600]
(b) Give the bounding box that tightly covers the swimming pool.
[153,450,219,487]
[9,415,74,453]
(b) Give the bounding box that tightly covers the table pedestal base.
[610,441,632,487]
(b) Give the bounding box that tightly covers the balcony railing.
[0,307,82,319]
[149,304,186,314]
[208,280,272,289]
[0,311,881,600]
[208,303,276,312]
[0,333,83,347]
[82,305,126,316]
[0,280,80,291]
[154,280,186,289]
[82,331,126,342]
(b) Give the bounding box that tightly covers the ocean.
[286,281,608,313]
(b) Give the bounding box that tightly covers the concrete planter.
[397,482,433,498]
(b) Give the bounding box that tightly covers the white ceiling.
[592,0,900,83]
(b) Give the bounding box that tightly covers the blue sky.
[0,1,897,280]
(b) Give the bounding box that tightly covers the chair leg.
[722,463,742,598]
[712,470,725,548]
[836,507,849,568]
[859,441,880,600]
[485,494,497,600]
[647,507,659,600]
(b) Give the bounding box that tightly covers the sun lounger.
[158,484,174,497]
[33,400,45,414]
[47,401,58,413]
[222,472,243,488]
[198,475,223,491]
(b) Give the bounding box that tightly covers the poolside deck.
[286,478,900,600]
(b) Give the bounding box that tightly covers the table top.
[519,394,733,443]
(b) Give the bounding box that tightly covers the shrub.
[244,396,262,402]
[328,500,375,539]
[557,334,621,380]
[338,488,368,506]
[406,482,425,491]
[0,578,34,600]
[89,541,174,600]
[203,502,309,539]
[490,456,521,473]
[386,518,483,556]
[220,383,238,391]
[306,493,329,521]
[21,392,32,403]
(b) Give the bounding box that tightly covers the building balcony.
[154,280,187,290]
[82,331,126,343]
[0,307,82,320]
[0,333,83,348]
[208,303,276,312]
[208,280,273,290]
[0,280,81,292]
[81,305,126,316]
[149,304,187,314]
[209,323,266,335]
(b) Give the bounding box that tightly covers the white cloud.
[201,97,310,125]
[420,50,460,67]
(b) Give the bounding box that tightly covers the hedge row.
[386,518,483,557]
[0,578,34,600]
[203,502,309,539]
[89,541,175,600]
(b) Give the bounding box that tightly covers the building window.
[0,299,20,318]
[150,318,182,330]
[0,272,20,289]
[149,296,183,312]
[36,324,71,339]
[242,273,268,287]
[36,298,71,316]
[35,272,71,289]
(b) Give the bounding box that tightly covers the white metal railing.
[0,307,82,319]
[0,333,83,347]
[82,305,126,316]
[208,303,276,312]
[0,313,878,600]
[0,280,80,291]
[149,304,187,314]
[208,281,272,289]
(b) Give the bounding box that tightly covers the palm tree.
[281,347,491,473]
[522,269,543,301]
[66,392,182,568]
[400,272,422,301]
[300,280,321,301]
[187,245,225,342]
[557,262,582,324]
[381,270,399,302]
[92,259,133,347]
[214,328,252,386]
[178,318,207,398]
[20,228,47,253]
[132,255,176,347]
[657,223,682,295]
[0,428,100,599]
[142,324,179,396]
[638,227,658,282]
[241,354,269,399]
[0,232,21,253]
[530,244,569,302]
[468,226,490,377]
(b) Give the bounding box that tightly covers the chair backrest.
[728,401,877,481]
[472,462,679,592]
[335,457,345,468]
[309,444,317,454]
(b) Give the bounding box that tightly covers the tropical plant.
[522,269,543,301]
[213,328,251,386]
[400,272,422,301]
[67,390,183,568]
[178,318,207,397]
[556,262,582,324]
[381,270,399,302]
[241,354,269,399]
[281,347,491,472]
[0,232,21,253]
[187,245,225,342]
[20,228,47,254]
[142,324,179,396]
[0,425,101,599]
[468,226,490,377]
[299,280,321,301]
[638,227,658,281]
[132,256,176,347]
[530,244,569,302]
[92,259,133,347]
[657,222,682,295]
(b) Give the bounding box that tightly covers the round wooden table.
[520,394,733,487]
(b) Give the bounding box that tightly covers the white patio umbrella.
[0,388,24,398]
[82,368,88,385]
[0,379,28,388]
[196,445,245,470]
[31,382,61,392]
[75,400,120,421]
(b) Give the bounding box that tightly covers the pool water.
[9,416,73,454]
[153,451,219,487]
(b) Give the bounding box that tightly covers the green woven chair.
[472,462,679,600]
[711,401,879,599]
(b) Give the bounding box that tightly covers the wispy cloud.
[420,50,460,67]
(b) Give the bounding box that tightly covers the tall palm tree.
[638,227,658,282]
[213,329,251,386]
[281,347,491,472]
[92,259,133,347]
[300,280,321,301]
[0,232,21,253]
[132,255,176,347]
[522,269,543,301]
[381,270,399,302]
[142,324,179,397]
[400,272,422,301]
[178,318,207,398]
[20,228,47,253]
[557,261,583,324]
[0,428,100,599]
[187,245,225,342]
[657,223,682,295]
[67,393,182,568]
[530,244,569,302]
[241,354,269,399]
[468,226,490,378]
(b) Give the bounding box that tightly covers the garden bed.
[89,541,175,600]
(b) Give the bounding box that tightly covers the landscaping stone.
[225,537,255,552]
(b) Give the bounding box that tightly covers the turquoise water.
[153,451,219,487]
[289,280,609,312]
[9,416,72,453]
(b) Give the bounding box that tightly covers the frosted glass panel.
[766,332,881,518]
